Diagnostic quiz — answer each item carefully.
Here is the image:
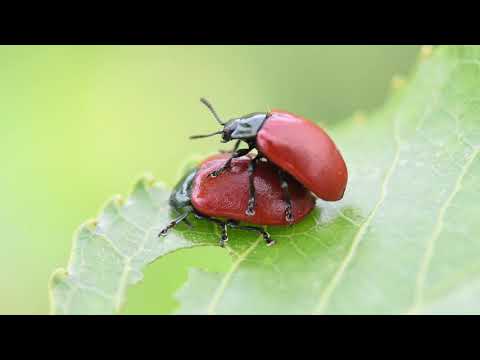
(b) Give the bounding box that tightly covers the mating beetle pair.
[159,99,348,246]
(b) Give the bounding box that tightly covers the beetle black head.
[190,98,268,143]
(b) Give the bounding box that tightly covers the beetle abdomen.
[257,111,348,201]
[191,154,316,225]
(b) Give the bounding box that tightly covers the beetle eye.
[222,130,231,142]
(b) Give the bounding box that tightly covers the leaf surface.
[50,46,480,314]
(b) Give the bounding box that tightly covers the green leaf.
[48,174,222,314]
[50,46,480,314]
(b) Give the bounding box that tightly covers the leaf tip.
[113,194,125,207]
[48,268,69,315]
[132,174,158,194]
[420,45,434,60]
[352,111,367,125]
[49,268,69,288]
[84,218,99,231]
[391,75,407,90]
[142,173,157,187]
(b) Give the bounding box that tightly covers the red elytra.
[257,110,348,201]
[191,154,316,226]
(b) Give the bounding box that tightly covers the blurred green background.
[0,45,421,314]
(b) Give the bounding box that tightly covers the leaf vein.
[206,237,262,315]
[312,116,402,314]
[408,147,479,314]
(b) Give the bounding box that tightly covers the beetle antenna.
[200,98,225,126]
[189,130,223,140]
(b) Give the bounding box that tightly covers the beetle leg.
[218,222,228,247]
[192,212,228,247]
[219,140,241,154]
[208,218,228,246]
[182,217,193,228]
[159,211,191,237]
[227,220,275,246]
[277,169,294,223]
[245,157,258,216]
[209,148,252,178]
[232,140,241,153]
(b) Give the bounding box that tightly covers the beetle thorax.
[221,113,268,142]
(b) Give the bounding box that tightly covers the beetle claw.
[285,207,294,223]
[210,169,224,178]
[264,234,275,246]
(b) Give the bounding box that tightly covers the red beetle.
[159,153,316,247]
[190,98,348,222]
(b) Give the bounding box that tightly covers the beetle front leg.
[277,169,294,223]
[219,140,241,154]
[209,147,252,178]
[159,210,191,237]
